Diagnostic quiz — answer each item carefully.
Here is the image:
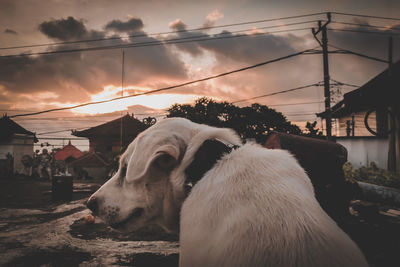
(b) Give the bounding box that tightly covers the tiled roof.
[72,114,146,138]
[0,115,37,142]
[69,152,110,166]
[53,141,84,161]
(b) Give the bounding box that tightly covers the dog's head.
[86,117,240,233]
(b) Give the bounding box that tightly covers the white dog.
[87,118,368,267]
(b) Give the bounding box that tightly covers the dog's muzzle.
[86,197,99,216]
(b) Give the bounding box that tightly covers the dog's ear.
[152,145,180,172]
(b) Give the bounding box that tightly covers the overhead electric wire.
[12,113,159,120]
[14,118,111,122]
[1,26,316,58]
[330,21,400,31]
[231,82,323,104]
[267,101,323,107]
[36,127,89,135]
[330,79,359,88]
[0,12,326,51]
[330,12,400,22]
[36,137,87,140]
[328,44,389,63]
[285,113,318,116]
[10,47,317,118]
[328,28,400,36]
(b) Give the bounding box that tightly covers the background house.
[53,140,84,174]
[53,140,84,163]
[72,114,147,155]
[68,152,110,180]
[318,61,399,170]
[0,115,38,177]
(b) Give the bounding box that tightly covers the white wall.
[337,137,388,169]
[0,134,34,174]
[0,144,14,159]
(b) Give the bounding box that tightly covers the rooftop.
[0,115,37,142]
[53,141,84,161]
[72,114,146,138]
[318,60,400,118]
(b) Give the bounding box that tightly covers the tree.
[303,121,324,138]
[167,97,302,143]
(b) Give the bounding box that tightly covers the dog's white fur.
[89,118,368,267]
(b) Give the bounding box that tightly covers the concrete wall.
[0,134,34,174]
[337,137,388,169]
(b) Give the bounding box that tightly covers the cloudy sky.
[1,0,399,150]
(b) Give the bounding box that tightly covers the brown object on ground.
[264,132,357,222]
[84,214,95,224]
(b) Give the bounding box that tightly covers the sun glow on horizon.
[72,85,202,115]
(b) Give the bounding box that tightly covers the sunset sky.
[1,0,399,151]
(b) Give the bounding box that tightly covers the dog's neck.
[184,139,239,193]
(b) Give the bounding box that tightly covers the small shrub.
[343,162,400,189]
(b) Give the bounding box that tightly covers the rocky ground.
[0,178,179,266]
[0,178,399,267]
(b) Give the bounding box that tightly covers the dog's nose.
[86,197,99,215]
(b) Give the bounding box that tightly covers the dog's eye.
[120,165,127,177]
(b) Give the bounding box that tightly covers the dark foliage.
[303,121,324,139]
[167,97,303,143]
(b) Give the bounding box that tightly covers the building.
[318,61,399,170]
[0,115,38,177]
[53,140,84,162]
[68,152,110,180]
[72,114,147,155]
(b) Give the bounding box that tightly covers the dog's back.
[180,143,368,267]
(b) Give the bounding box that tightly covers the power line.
[331,12,400,22]
[328,44,389,63]
[331,21,400,31]
[10,48,317,118]
[36,137,87,140]
[1,109,167,116]
[0,13,326,51]
[36,127,89,135]
[267,101,323,107]
[231,82,323,104]
[330,78,359,88]
[328,28,400,36]
[285,113,318,116]
[15,118,111,122]
[13,112,168,121]
[1,27,315,58]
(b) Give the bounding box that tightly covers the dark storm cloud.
[39,17,89,41]
[4,28,17,35]
[162,18,319,103]
[104,17,144,33]
[168,17,299,62]
[0,16,188,104]
[328,22,400,60]
[167,19,205,56]
[199,30,298,63]
[326,21,400,84]
[166,16,399,105]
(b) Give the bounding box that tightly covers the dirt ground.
[0,177,399,267]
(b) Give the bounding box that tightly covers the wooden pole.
[321,24,332,140]
[120,49,125,150]
[387,37,396,172]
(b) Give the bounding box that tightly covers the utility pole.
[120,49,125,150]
[313,13,332,141]
[386,37,399,173]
